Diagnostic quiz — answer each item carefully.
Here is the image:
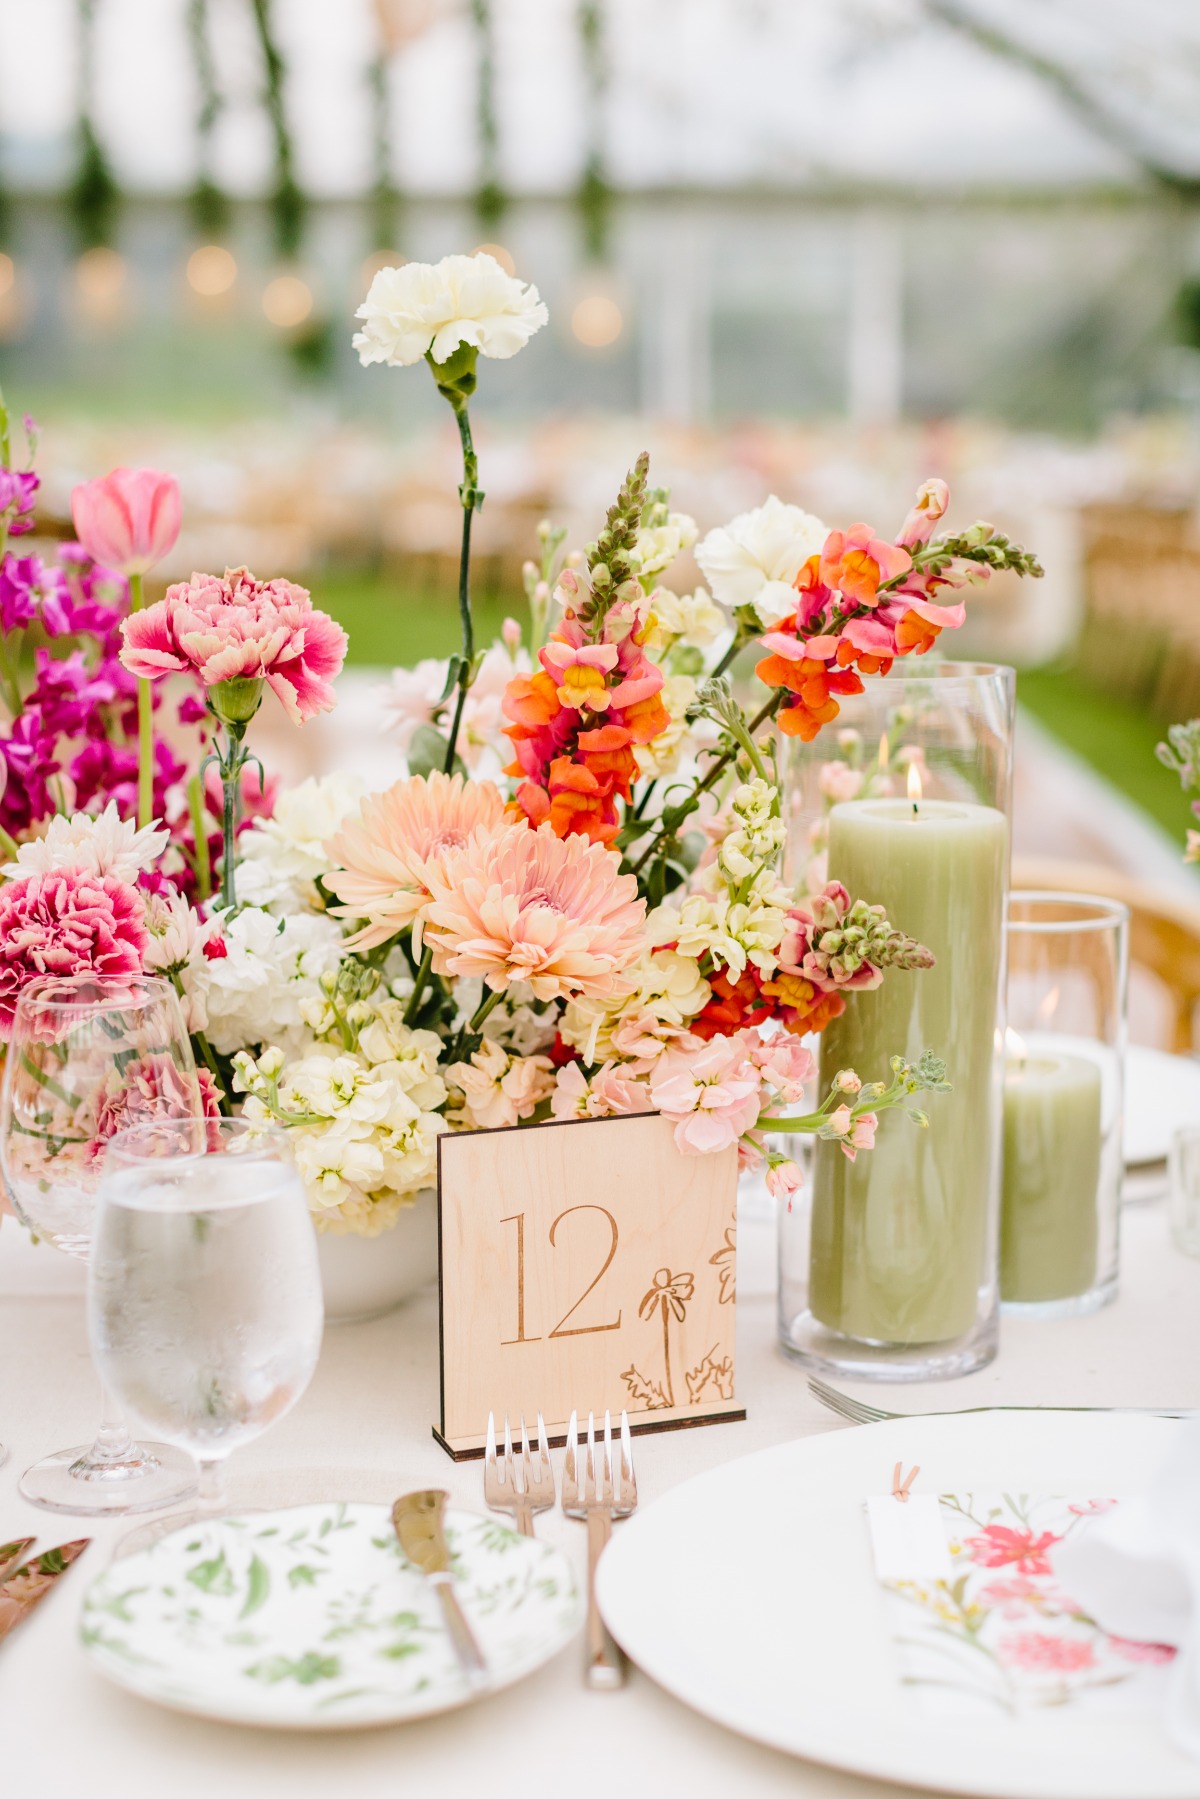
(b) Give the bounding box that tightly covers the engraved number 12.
[500,1205,623,1345]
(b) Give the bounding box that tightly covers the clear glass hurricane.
[0,973,203,1514]
[89,1117,324,1534]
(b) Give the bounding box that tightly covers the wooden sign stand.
[434,1110,743,1460]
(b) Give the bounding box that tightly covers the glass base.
[18,1442,198,1517]
[1001,1274,1118,1322]
[779,1304,998,1382]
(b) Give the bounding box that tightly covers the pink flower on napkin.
[964,1524,1060,1575]
[998,1632,1096,1674]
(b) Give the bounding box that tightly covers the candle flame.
[1005,1026,1027,1063]
[1037,984,1061,1024]
[907,760,923,803]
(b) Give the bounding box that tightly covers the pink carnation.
[0,868,148,1039]
[120,566,347,725]
[89,1057,222,1160]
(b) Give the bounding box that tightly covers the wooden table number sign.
[435,1110,743,1458]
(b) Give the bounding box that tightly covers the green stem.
[216,720,248,911]
[443,399,479,776]
[469,988,504,1032]
[402,943,434,1026]
[0,820,17,861]
[187,773,212,902]
[129,571,154,830]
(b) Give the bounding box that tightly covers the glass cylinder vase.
[778,662,1015,1380]
[1001,892,1128,1318]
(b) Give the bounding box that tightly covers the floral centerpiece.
[0,252,1043,1289]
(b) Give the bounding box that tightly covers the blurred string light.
[360,249,405,292]
[74,246,128,325]
[472,241,514,274]
[571,293,622,347]
[262,273,313,328]
[187,244,237,296]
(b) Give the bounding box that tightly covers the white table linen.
[2,1200,1199,1799]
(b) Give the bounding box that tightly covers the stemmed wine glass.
[90,1117,324,1526]
[0,974,203,1514]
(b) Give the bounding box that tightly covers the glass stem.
[89,1381,137,1467]
[196,1458,228,1514]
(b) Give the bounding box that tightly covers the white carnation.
[203,906,345,1057]
[5,801,169,883]
[696,496,828,628]
[353,253,548,369]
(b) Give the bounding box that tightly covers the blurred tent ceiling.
[0,0,1197,202]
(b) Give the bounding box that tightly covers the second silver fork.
[484,1411,555,1536]
[561,1407,637,1690]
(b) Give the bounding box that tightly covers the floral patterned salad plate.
[80,1502,581,1729]
[597,1411,1200,1798]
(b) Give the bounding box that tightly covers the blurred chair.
[1012,857,1200,1054]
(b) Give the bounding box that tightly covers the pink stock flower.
[896,479,950,548]
[766,1159,803,1201]
[550,1058,653,1121]
[650,1031,763,1155]
[71,467,181,575]
[423,823,645,1002]
[748,1033,815,1103]
[325,772,507,950]
[0,868,148,1039]
[120,566,348,725]
[997,1633,1095,1675]
[819,524,911,607]
[964,1525,1060,1576]
[818,761,865,804]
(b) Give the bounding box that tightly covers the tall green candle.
[809,795,1008,1345]
[1000,1043,1101,1304]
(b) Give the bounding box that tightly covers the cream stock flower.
[422,823,645,1002]
[353,253,548,368]
[696,496,828,627]
[558,948,710,1069]
[446,1038,555,1131]
[634,673,698,779]
[633,511,698,580]
[644,585,725,652]
[237,772,367,914]
[649,887,787,980]
[325,772,507,951]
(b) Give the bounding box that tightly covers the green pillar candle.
[1000,1044,1101,1304]
[809,796,1008,1345]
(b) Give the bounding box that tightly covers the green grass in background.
[1017,664,1195,842]
[312,569,526,667]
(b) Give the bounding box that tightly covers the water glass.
[1169,1127,1200,1258]
[1002,892,1128,1317]
[90,1120,324,1516]
[0,973,203,1514]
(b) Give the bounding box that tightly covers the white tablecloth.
[3,1200,1199,1799]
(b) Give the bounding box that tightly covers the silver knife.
[0,1539,90,1643]
[392,1491,488,1691]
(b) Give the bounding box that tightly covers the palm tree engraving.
[636,1268,694,1408]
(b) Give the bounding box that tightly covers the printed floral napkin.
[879,1494,1177,1717]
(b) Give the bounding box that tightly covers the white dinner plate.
[596,1411,1200,1799]
[1125,1046,1200,1167]
[81,1501,581,1729]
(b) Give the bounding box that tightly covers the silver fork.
[483,1411,555,1536]
[808,1374,1195,1426]
[561,1408,637,1690]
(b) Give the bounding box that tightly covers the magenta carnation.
[119,565,348,725]
[0,868,148,1039]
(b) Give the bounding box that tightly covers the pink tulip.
[71,467,181,576]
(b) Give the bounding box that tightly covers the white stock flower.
[237,773,368,914]
[4,801,169,882]
[353,254,548,368]
[648,886,787,980]
[633,512,698,581]
[203,905,345,1057]
[696,496,828,627]
[645,585,725,652]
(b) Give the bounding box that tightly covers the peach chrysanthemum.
[422,823,645,1001]
[324,772,506,950]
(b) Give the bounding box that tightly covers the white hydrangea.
[353,253,548,368]
[203,906,345,1057]
[4,801,170,883]
[696,496,828,628]
[236,773,367,915]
